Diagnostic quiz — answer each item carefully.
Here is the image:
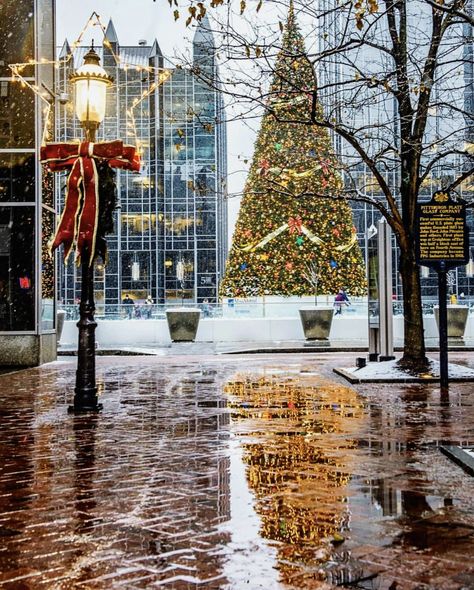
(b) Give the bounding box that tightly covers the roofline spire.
[59,38,72,59]
[104,18,118,44]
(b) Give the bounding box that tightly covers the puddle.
[224,371,474,587]
[225,372,366,587]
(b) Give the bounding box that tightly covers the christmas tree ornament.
[288,216,303,234]
[258,159,270,176]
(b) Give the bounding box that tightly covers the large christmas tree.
[220,3,366,298]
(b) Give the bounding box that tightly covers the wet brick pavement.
[0,352,473,589]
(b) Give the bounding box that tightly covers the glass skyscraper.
[316,0,474,300]
[57,17,227,307]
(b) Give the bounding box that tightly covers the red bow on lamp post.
[41,140,140,263]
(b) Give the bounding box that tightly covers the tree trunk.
[398,242,428,371]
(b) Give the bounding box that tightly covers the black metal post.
[69,247,101,412]
[438,263,449,389]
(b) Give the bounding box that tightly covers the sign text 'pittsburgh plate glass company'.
[416,190,469,269]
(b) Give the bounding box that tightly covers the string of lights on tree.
[220,2,367,298]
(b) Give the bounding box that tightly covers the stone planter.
[166,308,201,342]
[299,307,334,340]
[434,305,469,340]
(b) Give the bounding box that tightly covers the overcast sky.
[56,0,256,237]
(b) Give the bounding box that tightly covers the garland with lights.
[220,3,366,298]
[8,11,171,158]
[235,216,358,253]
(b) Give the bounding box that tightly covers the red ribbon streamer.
[288,215,303,235]
[40,140,140,264]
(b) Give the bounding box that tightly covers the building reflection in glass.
[225,372,365,584]
[57,16,227,306]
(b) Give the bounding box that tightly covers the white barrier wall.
[60,314,474,347]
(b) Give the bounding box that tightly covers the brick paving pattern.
[0,352,472,589]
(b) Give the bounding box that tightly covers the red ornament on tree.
[320,158,332,176]
[288,215,303,234]
[258,159,270,176]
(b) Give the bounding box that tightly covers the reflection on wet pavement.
[225,373,365,588]
[0,354,472,589]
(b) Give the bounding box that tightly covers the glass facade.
[57,19,227,306]
[0,0,56,336]
[316,1,474,300]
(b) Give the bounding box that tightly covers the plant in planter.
[166,257,201,342]
[299,260,334,340]
[432,270,469,341]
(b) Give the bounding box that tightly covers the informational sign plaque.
[416,190,470,389]
[416,191,469,269]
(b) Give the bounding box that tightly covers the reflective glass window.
[0,0,34,77]
[0,206,35,331]
[0,82,35,148]
[0,153,35,202]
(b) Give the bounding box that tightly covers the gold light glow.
[70,47,113,129]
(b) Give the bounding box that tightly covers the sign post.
[416,191,469,388]
[366,220,394,362]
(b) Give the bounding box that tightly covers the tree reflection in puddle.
[225,372,366,587]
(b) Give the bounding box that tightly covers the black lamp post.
[69,47,113,412]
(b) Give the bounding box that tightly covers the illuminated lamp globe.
[70,46,113,140]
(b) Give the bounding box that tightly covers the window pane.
[0,0,34,77]
[0,153,35,202]
[0,206,35,331]
[0,82,35,148]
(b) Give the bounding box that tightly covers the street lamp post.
[69,46,113,412]
[40,45,140,412]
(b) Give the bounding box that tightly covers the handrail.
[57,298,474,320]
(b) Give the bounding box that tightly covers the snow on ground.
[335,358,474,382]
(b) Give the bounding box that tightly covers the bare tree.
[177,0,474,370]
[302,261,320,305]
